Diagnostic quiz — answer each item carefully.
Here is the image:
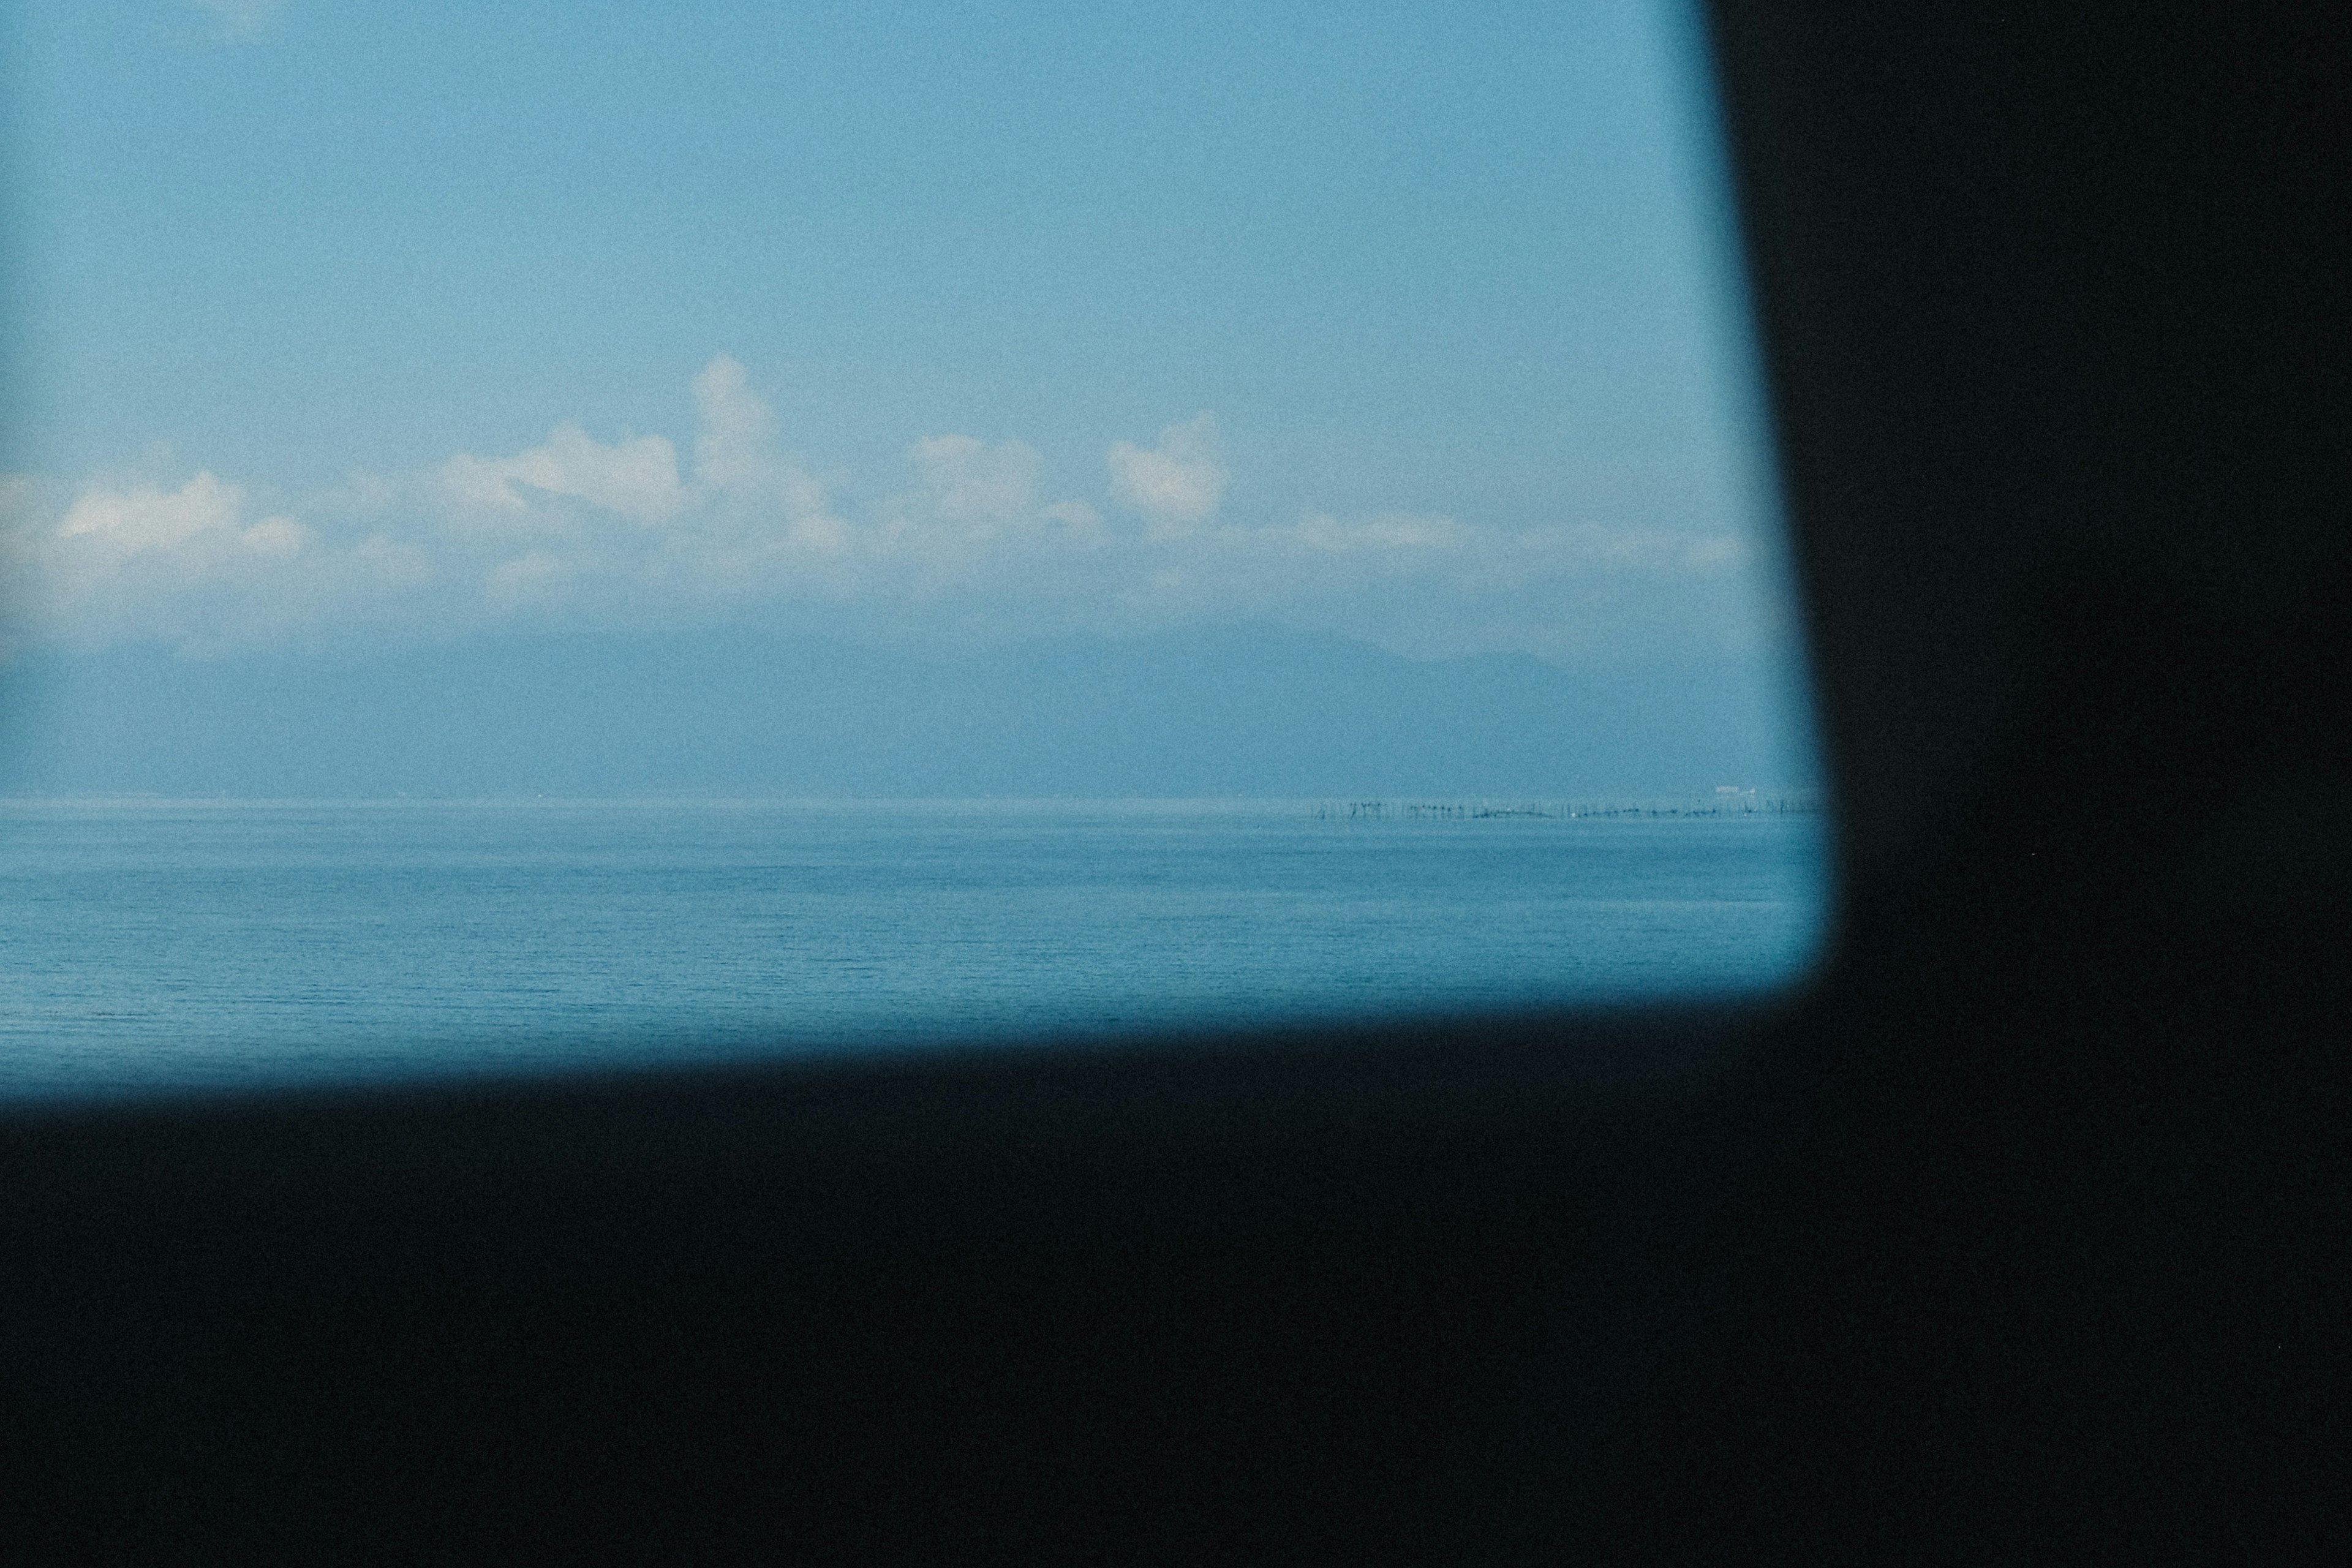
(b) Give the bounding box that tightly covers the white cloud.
[240,515,312,557]
[1290,511,1464,553]
[1,357,1770,663]
[57,470,246,553]
[8,469,434,655]
[909,435,1041,527]
[440,424,685,526]
[1107,413,1227,535]
[692,354,781,495]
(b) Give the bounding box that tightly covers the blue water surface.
[0,799,1828,1100]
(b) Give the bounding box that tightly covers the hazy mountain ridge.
[1,626,1812,799]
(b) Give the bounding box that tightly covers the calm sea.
[0,799,1829,1101]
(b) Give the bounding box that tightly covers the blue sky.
[2,0,1806,729]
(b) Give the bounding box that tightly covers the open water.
[0,799,1829,1101]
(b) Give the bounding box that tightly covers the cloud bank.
[1109,413,1227,536]
[2,356,1770,663]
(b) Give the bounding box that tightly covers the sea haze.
[0,799,1826,1102]
[1,625,1810,800]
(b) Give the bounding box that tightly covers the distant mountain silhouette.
[1,625,1815,798]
